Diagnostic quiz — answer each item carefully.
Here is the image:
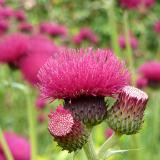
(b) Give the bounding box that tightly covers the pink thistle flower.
[0,20,8,34]
[73,27,99,45]
[19,34,58,84]
[107,86,148,135]
[48,106,89,152]
[0,7,13,19]
[138,61,160,87]
[0,132,30,160]
[0,33,29,67]
[39,22,68,37]
[0,154,5,160]
[154,21,160,33]
[0,0,5,6]
[38,48,129,127]
[18,22,33,33]
[118,35,138,50]
[38,48,130,99]
[136,76,148,89]
[105,128,114,138]
[14,10,26,21]
[119,0,155,9]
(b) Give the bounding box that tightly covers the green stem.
[26,92,37,160]
[98,133,121,159]
[83,134,97,160]
[0,127,14,160]
[107,0,121,58]
[123,10,136,85]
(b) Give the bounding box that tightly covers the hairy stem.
[83,134,97,160]
[26,92,37,160]
[0,127,14,160]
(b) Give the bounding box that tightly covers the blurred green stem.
[98,133,121,159]
[0,127,14,160]
[123,11,136,85]
[26,91,37,160]
[107,0,121,58]
[83,133,97,160]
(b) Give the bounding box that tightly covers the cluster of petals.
[38,48,130,100]
[14,10,26,21]
[18,22,33,33]
[73,27,99,45]
[0,20,8,34]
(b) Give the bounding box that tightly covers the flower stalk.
[0,127,14,160]
[83,133,97,160]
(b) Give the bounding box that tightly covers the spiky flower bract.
[107,86,148,135]
[38,48,130,127]
[48,106,89,152]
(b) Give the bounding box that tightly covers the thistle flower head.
[118,35,138,50]
[0,132,30,160]
[19,22,33,33]
[136,76,148,89]
[105,128,114,138]
[73,27,99,45]
[0,7,13,19]
[119,0,155,10]
[39,22,68,37]
[38,48,130,100]
[0,20,8,35]
[107,86,148,135]
[154,21,160,33]
[14,10,26,21]
[138,61,160,87]
[19,34,58,84]
[0,33,29,66]
[48,106,89,152]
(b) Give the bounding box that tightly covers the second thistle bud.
[48,106,89,152]
[107,86,148,135]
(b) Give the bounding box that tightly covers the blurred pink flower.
[0,33,29,66]
[0,0,5,6]
[36,96,46,110]
[38,48,130,100]
[19,34,58,84]
[118,35,138,50]
[154,21,160,33]
[138,61,160,86]
[136,76,148,89]
[0,132,30,160]
[14,10,26,21]
[0,154,5,160]
[18,22,33,33]
[105,128,114,138]
[39,22,68,37]
[0,20,8,34]
[73,27,99,45]
[119,0,155,9]
[37,113,46,123]
[0,7,13,19]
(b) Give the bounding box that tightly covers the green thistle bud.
[107,86,148,135]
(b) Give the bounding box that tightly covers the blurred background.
[0,0,160,160]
